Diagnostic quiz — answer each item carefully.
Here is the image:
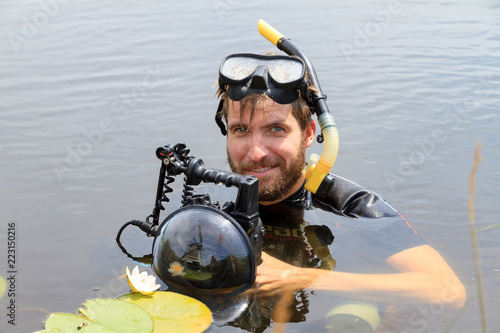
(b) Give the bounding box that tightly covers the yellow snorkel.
[258,20,340,195]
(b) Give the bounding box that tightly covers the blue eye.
[271,126,284,132]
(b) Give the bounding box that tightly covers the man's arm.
[255,245,466,308]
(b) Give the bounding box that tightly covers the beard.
[227,141,305,202]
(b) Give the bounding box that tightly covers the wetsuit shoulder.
[311,174,398,218]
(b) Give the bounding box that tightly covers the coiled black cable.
[158,175,174,212]
[181,177,195,206]
[115,219,159,244]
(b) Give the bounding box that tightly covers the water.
[1,0,499,332]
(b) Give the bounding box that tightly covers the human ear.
[304,120,316,148]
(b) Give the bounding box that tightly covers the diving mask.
[216,53,311,135]
[218,53,309,104]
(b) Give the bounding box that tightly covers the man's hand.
[255,252,328,297]
[254,246,466,307]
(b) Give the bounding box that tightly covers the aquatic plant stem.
[443,301,467,333]
[467,142,487,333]
[464,223,500,236]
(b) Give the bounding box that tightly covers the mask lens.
[267,59,304,84]
[220,55,304,84]
[220,56,259,81]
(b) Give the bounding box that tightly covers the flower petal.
[125,266,160,295]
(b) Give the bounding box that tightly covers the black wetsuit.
[231,174,425,332]
[260,174,425,274]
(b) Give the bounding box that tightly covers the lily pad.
[119,291,212,333]
[34,328,64,333]
[0,276,6,299]
[44,313,106,332]
[44,299,154,332]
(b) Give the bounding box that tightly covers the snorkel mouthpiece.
[258,19,340,195]
[257,19,284,46]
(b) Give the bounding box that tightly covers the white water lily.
[126,266,161,296]
[167,261,186,277]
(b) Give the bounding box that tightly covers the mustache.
[238,158,282,171]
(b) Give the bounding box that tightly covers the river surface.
[1,1,499,332]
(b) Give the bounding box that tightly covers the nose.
[246,133,269,162]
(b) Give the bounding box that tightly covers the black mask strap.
[215,99,227,136]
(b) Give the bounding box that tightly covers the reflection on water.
[1,0,499,332]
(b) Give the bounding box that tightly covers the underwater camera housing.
[116,143,264,297]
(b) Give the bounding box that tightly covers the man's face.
[226,98,315,204]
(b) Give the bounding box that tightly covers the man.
[215,53,465,328]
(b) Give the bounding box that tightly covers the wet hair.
[216,91,313,131]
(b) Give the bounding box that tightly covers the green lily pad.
[44,313,106,332]
[44,299,154,332]
[34,328,63,333]
[119,291,212,333]
[0,276,6,299]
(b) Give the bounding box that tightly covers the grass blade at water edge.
[467,142,487,333]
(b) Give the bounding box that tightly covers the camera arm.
[185,158,260,232]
